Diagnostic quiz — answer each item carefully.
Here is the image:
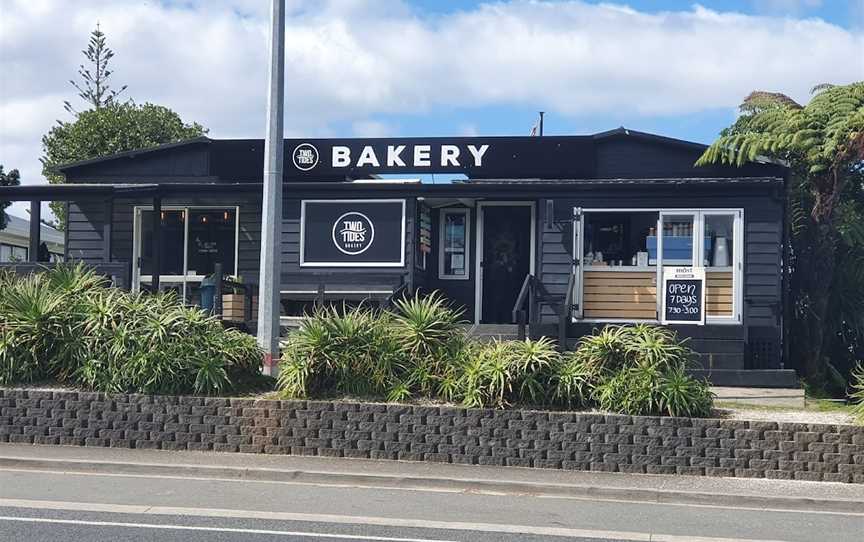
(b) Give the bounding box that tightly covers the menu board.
[661,267,705,325]
[417,203,432,270]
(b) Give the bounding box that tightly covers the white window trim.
[132,205,240,296]
[438,208,471,280]
[576,207,744,325]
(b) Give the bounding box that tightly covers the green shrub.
[276,296,714,417]
[657,366,714,418]
[549,351,603,408]
[278,304,402,398]
[594,363,663,416]
[568,324,693,374]
[391,292,467,397]
[851,363,864,424]
[449,337,559,409]
[0,264,262,394]
[279,294,469,402]
[581,325,714,417]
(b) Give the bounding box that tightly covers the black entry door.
[481,205,532,324]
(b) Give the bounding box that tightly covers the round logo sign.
[292,143,319,171]
[332,212,375,255]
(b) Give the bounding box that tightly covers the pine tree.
[64,24,128,114]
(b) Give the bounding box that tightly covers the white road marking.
[0,515,457,541]
[0,498,794,542]
[0,466,861,517]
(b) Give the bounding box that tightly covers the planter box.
[222,293,257,322]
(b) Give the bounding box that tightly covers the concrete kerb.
[0,452,862,516]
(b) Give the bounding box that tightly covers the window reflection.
[441,210,468,278]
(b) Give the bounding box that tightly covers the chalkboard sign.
[661,267,705,325]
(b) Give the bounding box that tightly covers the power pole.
[257,0,285,377]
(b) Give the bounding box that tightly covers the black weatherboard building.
[1,128,793,387]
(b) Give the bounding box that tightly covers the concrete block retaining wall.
[1,389,863,483]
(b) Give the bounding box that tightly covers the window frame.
[576,207,744,325]
[132,205,241,297]
[438,207,471,281]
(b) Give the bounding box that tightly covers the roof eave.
[55,136,213,172]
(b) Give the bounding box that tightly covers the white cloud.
[1,0,862,214]
[752,0,823,15]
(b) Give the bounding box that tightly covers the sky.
[1,0,863,218]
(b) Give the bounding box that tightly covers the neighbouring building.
[0,213,64,263]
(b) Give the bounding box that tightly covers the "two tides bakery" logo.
[292,143,319,171]
[332,212,375,255]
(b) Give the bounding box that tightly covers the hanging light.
[160,211,165,221]
[223,211,229,221]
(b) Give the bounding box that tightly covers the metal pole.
[539,112,545,137]
[257,0,285,377]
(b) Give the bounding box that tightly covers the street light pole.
[257,0,285,377]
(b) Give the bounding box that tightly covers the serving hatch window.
[579,209,742,323]
[583,212,658,268]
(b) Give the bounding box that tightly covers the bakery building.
[0,128,793,386]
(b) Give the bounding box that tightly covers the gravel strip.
[714,407,856,425]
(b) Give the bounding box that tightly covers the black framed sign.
[285,136,595,179]
[661,267,706,325]
[300,199,406,267]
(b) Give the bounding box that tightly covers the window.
[1,244,28,262]
[134,206,239,301]
[702,213,737,318]
[583,212,658,268]
[140,210,185,276]
[439,208,470,279]
[186,209,237,277]
[578,209,743,323]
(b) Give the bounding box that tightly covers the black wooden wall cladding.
[300,200,406,267]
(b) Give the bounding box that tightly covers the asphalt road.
[0,461,861,541]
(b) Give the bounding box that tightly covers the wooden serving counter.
[582,268,733,320]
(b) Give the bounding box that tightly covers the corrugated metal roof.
[1,214,64,245]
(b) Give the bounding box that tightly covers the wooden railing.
[512,271,575,349]
[384,280,411,310]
